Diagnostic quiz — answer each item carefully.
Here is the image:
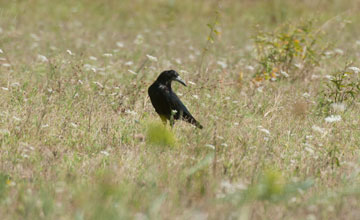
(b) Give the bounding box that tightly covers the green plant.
[225,169,314,205]
[253,20,327,81]
[318,63,360,114]
[146,122,176,148]
[198,2,221,74]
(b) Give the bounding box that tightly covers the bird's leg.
[160,115,167,126]
[170,114,174,128]
[170,110,177,129]
[170,117,175,128]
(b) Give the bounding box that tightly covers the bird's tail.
[184,116,203,129]
[194,121,203,129]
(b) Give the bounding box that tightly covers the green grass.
[0,0,360,219]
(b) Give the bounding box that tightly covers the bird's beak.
[174,76,187,86]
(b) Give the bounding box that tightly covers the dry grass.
[0,0,360,219]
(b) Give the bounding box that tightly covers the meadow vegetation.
[0,0,360,219]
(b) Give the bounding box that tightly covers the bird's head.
[157,70,187,87]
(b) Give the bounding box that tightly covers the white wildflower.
[312,125,325,134]
[1,87,8,91]
[180,70,189,74]
[220,180,247,194]
[221,143,228,147]
[89,56,97,61]
[330,103,346,112]
[258,126,270,135]
[245,65,254,71]
[134,34,144,45]
[334,48,344,55]
[93,81,104,88]
[70,123,78,128]
[325,51,334,56]
[206,94,211,98]
[356,40,360,46]
[294,63,303,69]
[103,53,112,57]
[280,70,289,78]
[100,150,110,156]
[11,82,20,87]
[302,92,311,98]
[97,67,105,72]
[125,61,133,66]
[66,49,73,55]
[128,70,137,75]
[348,66,360,74]
[188,54,195,61]
[0,49,3,53]
[205,144,215,150]
[324,75,333,80]
[116,42,124,48]
[41,124,49,128]
[217,136,224,140]
[325,115,341,123]
[311,74,321,80]
[2,63,11,67]
[188,81,196,85]
[125,109,137,116]
[13,116,21,121]
[175,58,182,64]
[84,64,92,70]
[146,54,158,62]
[306,135,313,139]
[225,96,230,100]
[192,95,199,99]
[37,54,48,62]
[217,60,227,69]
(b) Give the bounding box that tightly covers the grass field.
[1,0,360,219]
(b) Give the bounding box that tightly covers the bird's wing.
[148,83,172,117]
[167,92,202,128]
[148,83,202,129]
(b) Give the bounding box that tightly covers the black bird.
[148,70,203,129]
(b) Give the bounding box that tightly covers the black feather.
[148,70,203,129]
